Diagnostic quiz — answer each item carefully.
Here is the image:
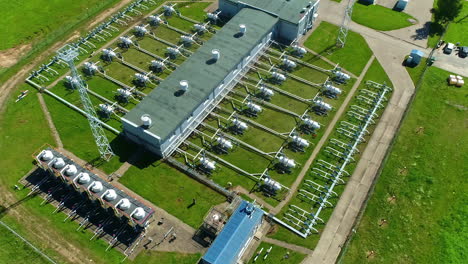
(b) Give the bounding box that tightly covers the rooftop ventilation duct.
[141,114,152,129]
[239,24,246,35]
[211,49,220,61]
[180,80,189,92]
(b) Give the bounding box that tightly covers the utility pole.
[336,0,356,48]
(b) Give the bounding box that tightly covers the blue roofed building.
[201,201,264,264]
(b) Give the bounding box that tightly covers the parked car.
[459,46,468,58]
[444,43,455,54]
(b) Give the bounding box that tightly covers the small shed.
[406,49,424,67]
[201,201,264,264]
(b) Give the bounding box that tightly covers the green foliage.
[443,1,468,45]
[303,21,373,76]
[434,0,463,23]
[352,3,416,31]
[342,66,468,263]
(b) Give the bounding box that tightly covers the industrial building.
[122,0,320,158]
[201,201,264,264]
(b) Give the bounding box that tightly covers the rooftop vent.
[211,49,220,61]
[239,24,246,35]
[141,114,152,129]
[180,80,189,92]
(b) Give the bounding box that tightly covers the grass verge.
[352,3,416,31]
[247,242,307,264]
[342,65,467,263]
[304,21,372,76]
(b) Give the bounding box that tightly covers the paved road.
[317,0,468,77]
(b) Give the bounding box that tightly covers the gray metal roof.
[225,0,318,24]
[123,8,278,141]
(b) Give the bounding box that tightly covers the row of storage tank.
[36,149,153,226]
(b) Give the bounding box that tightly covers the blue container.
[406,49,424,66]
[395,0,409,11]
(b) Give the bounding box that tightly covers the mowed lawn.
[0,0,120,50]
[247,242,307,264]
[0,222,50,264]
[342,66,468,263]
[352,3,416,31]
[304,21,373,76]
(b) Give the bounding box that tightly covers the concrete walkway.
[271,55,376,215]
[302,22,417,264]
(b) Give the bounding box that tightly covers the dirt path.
[37,93,63,148]
[271,55,376,215]
[263,237,314,255]
[0,44,32,68]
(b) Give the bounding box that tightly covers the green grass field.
[247,242,307,264]
[342,66,467,263]
[304,21,373,76]
[0,222,50,264]
[268,58,391,250]
[352,3,416,31]
[0,0,121,51]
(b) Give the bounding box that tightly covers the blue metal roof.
[410,49,424,57]
[202,201,264,264]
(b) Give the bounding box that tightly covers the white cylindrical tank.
[164,5,175,15]
[278,156,296,169]
[53,158,66,169]
[216,137,233,150]
[117,88,132,99]
[293,45,307,56]
[263,178,282,192]
[167,47,180,56]
[118,198,131,210]
[64,165,78,176]
[151,60,165,70]
[334,71,350,81]
[272,72,286,82]
[90,181,104,193]
[324,83,342,95]
[99,104,114,115]
[181,35,194,44]
[315,100,332,112]
[135,25,148,35]
[77,173,90,184]
[41,150,54,161]
[180,80,189,91]
[119,36,133,46]
[260,86,274,98]
[207,12,218,21]
[239,24,246,34]
[200,157,216,171]
[103,189,117,201]
[283,58,297,69]
[246,102,262,113]
[292,135,310,148]
[132,207,146,220]
[194,23,207,32]
[233,118,248,131]
[212,49,220,61]
[303,118,321,130]
[148,15,162,25]
[103,49,116,58]
[141,114,152,127]
[84,62,98,73]
[135,73,149,83]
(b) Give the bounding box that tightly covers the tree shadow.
[411,22,431,41]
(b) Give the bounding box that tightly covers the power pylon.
[58,45,114,160]
[336,0,356,48]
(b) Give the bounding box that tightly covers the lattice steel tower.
[58,45,114,160]
[336,0,356,48]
